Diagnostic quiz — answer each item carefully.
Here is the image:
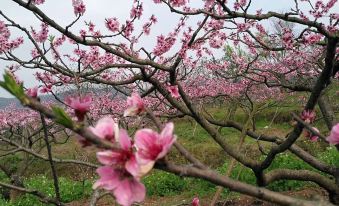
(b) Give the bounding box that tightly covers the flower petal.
[327,123,339,145]
[135,129,158,150]
[113,178,145,206]
[160,122,174,140]
[93,166,119,190]
[119,129,132,150]
[96,150,115,165]
[125,156,139,177]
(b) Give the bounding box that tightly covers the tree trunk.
[318,95,335,130]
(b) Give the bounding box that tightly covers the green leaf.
[48,35,55,42]
[52,106,73,128]
[0,71,25,99]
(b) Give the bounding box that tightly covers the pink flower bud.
[65,95,92,121]
[26,86,38,98]
[72,0,86,16]
[192,197,200,206]
[167,85,180,98]
[304,127,319,142]
[301,110,316,123]
[105,18,120,32]
[89,117,118,142]
[124,93,145,117]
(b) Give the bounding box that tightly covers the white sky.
[0,0,338,97]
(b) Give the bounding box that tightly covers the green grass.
[0,174,93,206]
[319,146,339,167]
[143,170,216,197]
[142,151,320,200]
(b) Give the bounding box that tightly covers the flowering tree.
[0,0,339,206]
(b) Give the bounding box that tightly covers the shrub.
[143,171,187,196]
[0,175,93,205]
[319,146,339,167]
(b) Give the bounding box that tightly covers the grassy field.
[0,99,338,205]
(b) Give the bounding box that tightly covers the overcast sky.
[0,0,338,98]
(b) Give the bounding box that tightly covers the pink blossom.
[89,117,118,142]
[93,166,120,190]
[150,15,157,23]
[0,21,23,53]
[237,23,250,32]
[301,110,316,123]
[0,21,11,54]
[208,19,224,30]
[305,34,322,44]
[130,3,143,19]
[32,0,45,4]
[79,29,87,38]
[10,37,24,49]
[167,85,180,98]
[94,129,146,206]
[88,22,95,32]
[234,2,241,10]
[326,123,339,145]
[153,35,176,56]
[330,13,339,20]
[255,24,266,34]
[93,166,146,206]
[304,127,319,142]
[113,174,146,206]
[123,21,134,37]
[31,48,40,58]
[192,197,200,206]
[72,0,86,16]
[26,87,38,98]
[32,23,49,43]
[209,37,223,49]
[124,93,145,117]
[105,18,120,33]
[96,129,139,177]
[170,0,188,7]
[282,28,294,49]
[135,122,176,164]
[53,35,66,47]
[204,0,214,8]
[239,0,247,7]
[40,84,52,93]
[65,95,92,121]
[142,23,151,35]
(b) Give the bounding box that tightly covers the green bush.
[0,175,93,206]
[268,180,308,192]
[266,153,313,191]
[143,170,217,197]
[143,171,187,196]
[0,171,9,182]
[215,153,312,193]
[218,162,256,186]
[2,195,49,206]
[0,198,9,206]
[1,155,22,176]
[183,177,217,197]
[268,153,312,171]
[25,175,93,203]
[59,177,93,202]
[319,146,339,167]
